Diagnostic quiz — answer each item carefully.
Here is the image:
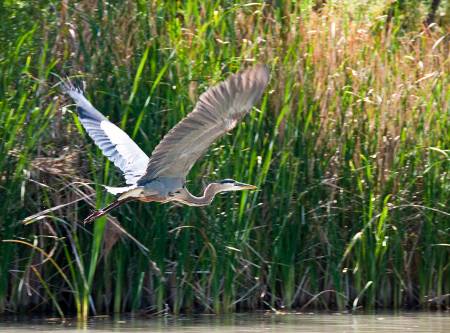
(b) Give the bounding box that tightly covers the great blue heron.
[63,64,269,223]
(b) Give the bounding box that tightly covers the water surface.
[0,312,448,332]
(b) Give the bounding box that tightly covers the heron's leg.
[83,198,133,224]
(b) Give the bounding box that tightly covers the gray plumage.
[140,64,269,182]
[63,64,270,223]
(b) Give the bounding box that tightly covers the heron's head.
[214,179,257,192]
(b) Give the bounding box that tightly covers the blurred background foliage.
[0,0,449,319]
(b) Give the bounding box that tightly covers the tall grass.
[0,0,449,319]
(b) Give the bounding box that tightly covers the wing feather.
[63,82,150,185]
[139,64,270,183]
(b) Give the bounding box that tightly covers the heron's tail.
[103,185,137,195]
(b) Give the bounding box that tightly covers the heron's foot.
[83,209,104,224]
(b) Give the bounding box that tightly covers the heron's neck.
[178,184,219,206]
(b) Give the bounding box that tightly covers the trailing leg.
[83,197,133,224]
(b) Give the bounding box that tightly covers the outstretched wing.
[62,81,150,185]
[139,64,269,183]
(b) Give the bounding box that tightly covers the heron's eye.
[220,179,235,184]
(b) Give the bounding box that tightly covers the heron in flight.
[63,64,269,223]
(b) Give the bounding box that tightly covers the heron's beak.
[236,182,257,190]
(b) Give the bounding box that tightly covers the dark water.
[0,312,448,332]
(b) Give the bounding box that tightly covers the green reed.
[0,0,448,319]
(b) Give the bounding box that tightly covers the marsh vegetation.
[0,0,449,320]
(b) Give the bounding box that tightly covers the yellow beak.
[236,182,257,190]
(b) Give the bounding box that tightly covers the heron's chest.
[141,177,184,198]
[138,196,169,203]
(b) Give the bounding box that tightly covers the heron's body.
[118,177,185,203]
[63,65,269,223]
